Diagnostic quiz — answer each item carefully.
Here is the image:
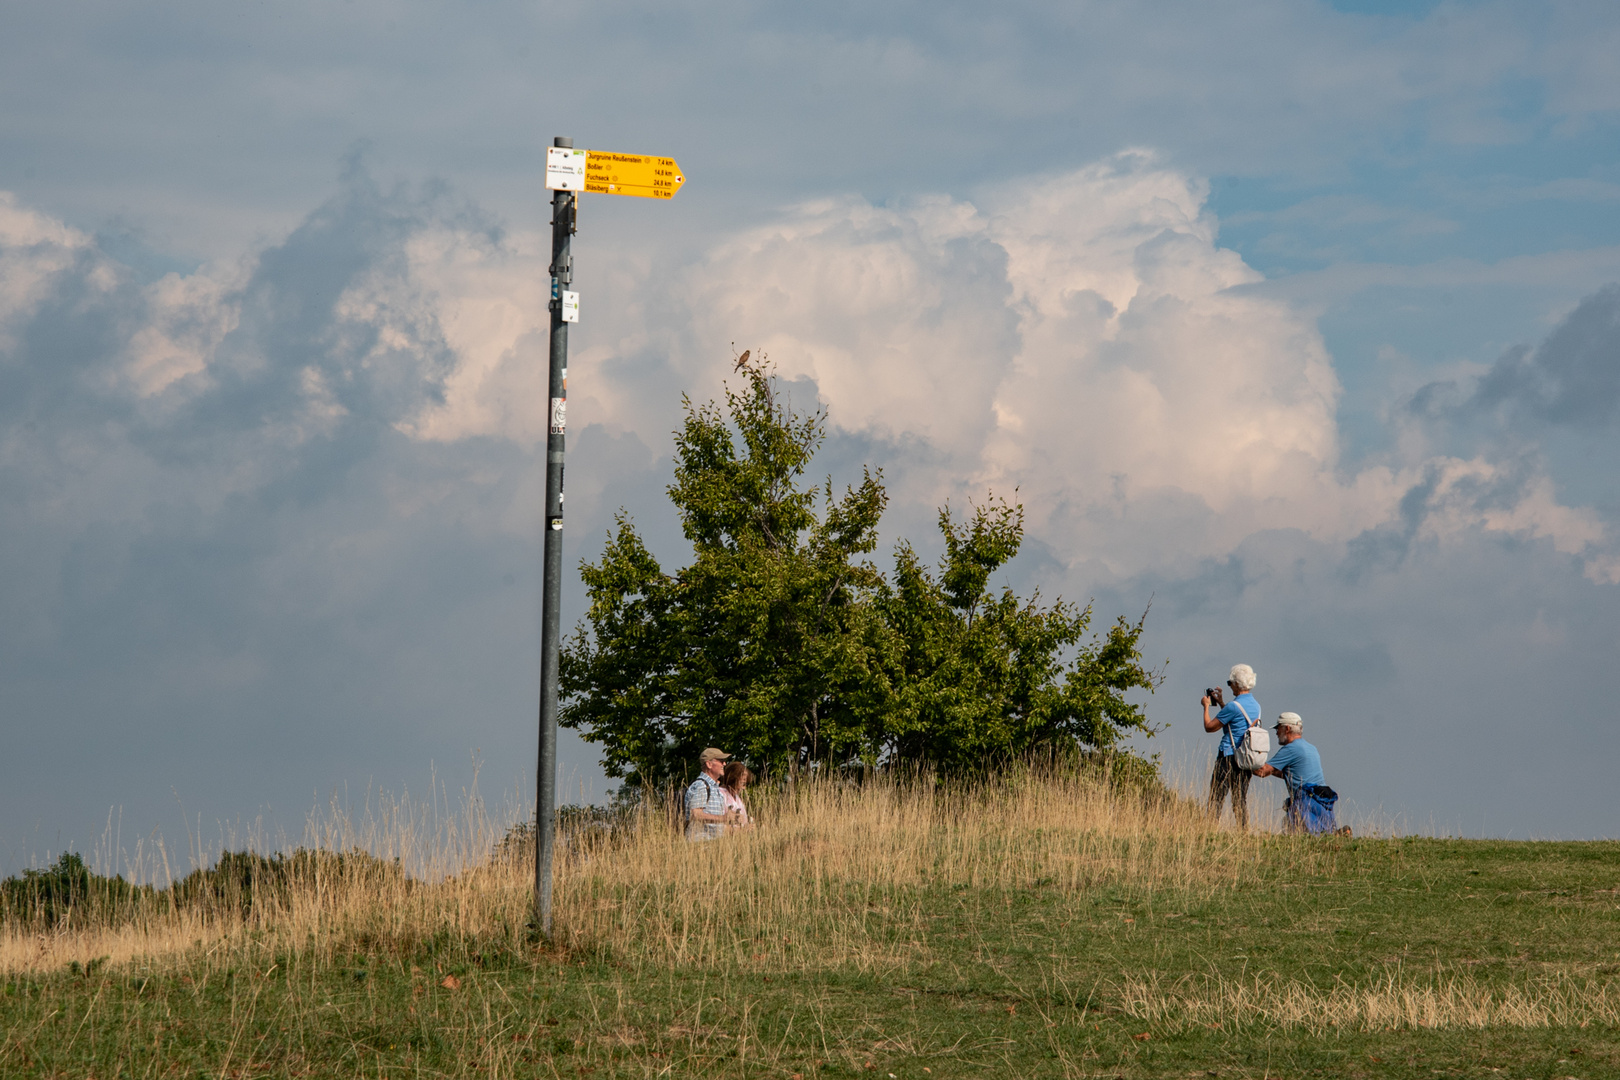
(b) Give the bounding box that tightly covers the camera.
[1205,686,1224,706]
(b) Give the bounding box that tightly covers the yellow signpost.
[583,151,684,199]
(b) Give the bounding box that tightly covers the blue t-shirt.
[1215,693,1260,757]
[1265,738,1324,795]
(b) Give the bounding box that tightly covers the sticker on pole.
[545,147,587,191]
[561,290,579,323]
[550,397,566,435]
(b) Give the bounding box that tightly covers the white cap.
[1274,711,1302,731]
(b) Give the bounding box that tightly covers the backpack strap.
[1232,698,1254,727]
[1224,697,1254,745]
[691,776,719,817]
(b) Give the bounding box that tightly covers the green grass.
[4,836,1618,1078]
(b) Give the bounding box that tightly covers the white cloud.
[0,194,242,409]
[4,155,1620,858]
[1416,458,1605,556]
[978,156,1355,568]
[0,192,95,353]
[125,270,241,397]
[641,155,1618,583]
[391,225,552,445]
[10,156,1608,589]
[681,192,1013,458]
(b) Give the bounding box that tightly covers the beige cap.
[698,747,731,763]
[1273,711,1303,731]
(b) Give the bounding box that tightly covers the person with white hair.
[1253,712,1343,835]
[1202,663,1261,829]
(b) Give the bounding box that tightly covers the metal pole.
[536,136,574,935]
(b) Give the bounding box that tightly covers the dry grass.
[8,769,1603,1037]
[0,785,518,976]
[6,770,1619,1079]
[1116,969,1620,1031]
[548,770,1274,974]
[1,768,1269,979]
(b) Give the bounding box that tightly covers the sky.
[3,0,1619,876]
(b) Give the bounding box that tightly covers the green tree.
[878,499,1159,775]
[560,356,1160,785]
[0,852,150,928]
[560,357,893,784]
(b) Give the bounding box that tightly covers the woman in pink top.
[720,762,753,830]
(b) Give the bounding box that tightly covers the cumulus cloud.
[1469,283,1620,429]
[4,151,1620,864]
[668,153,1616,584]
[677,155,1351,558]
[979,159,1353,568]
[0,168,614,874]
[0,193,96,351]
[680,192,1015,461]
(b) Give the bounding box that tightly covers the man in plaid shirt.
[685,748,731,841]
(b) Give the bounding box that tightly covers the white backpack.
[1229,699,1272,771]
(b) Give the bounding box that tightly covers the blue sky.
[2,0,1618,874]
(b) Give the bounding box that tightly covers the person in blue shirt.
[1253,712,1342,834]
[1202,663,1260,829]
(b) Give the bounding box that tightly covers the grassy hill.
[3,773,1616,1077]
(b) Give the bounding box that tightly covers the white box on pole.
[545,147,587,191]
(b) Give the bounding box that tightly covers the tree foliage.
[880,501,1158,775]
[0,853,146,928]
[560,357,1159,784]
[0,848,408,930]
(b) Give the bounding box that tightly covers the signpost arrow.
[584,151,684,199]
[547,148,685,199]
[534,138,684,940]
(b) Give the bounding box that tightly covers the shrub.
[0,853,151,929]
